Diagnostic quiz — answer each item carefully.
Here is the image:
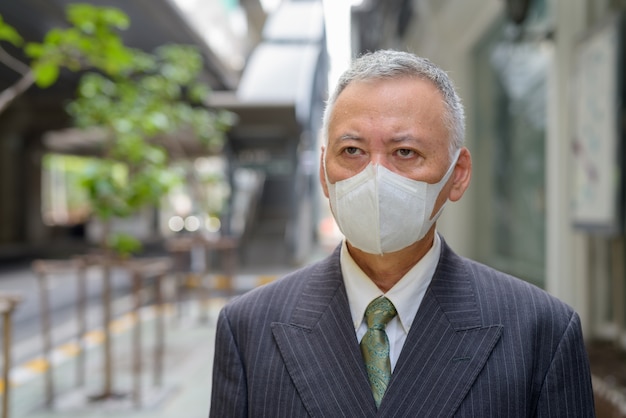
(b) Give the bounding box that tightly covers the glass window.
[473,21,550,286]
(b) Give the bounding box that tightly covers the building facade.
[351,0,626,412]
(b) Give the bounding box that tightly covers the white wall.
[546,0,591,331]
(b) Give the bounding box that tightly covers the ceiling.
[0,0,242,91]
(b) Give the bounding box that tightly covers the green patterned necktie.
[360,296,397,408]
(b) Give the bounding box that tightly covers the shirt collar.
[341,234,442,334]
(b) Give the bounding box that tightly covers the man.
[210,50,595,417]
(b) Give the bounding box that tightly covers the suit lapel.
[381,241,503,417]
[272,241,503,417]
[271,247,377,417]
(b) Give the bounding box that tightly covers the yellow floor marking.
[84,330,104,345]
[183,274,203,288]
[109,322,125,333]
[23,358,49,373]
[213,274,232,291]
[58,341,81,357]
[256,275,277,287]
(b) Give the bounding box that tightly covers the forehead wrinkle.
[389,134,420,144]
[387,134,431,150]
[333,133,426,147]
[335,133,363,142]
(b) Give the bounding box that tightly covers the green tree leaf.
[67,4,129,32]
[32,61,60,87]
[0,18,23,46]
[107,233,141,258]
[24,43,44,59]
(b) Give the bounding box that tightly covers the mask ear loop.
[322,152,329,184]
[424,148,462,222]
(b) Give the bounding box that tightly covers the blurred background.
[0,0,625,416]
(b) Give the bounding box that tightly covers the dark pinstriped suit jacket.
[210,240,595,417]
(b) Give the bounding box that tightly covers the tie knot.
[364,297,397,330]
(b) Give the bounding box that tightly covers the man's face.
[321,77,454,212]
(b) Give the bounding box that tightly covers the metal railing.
[0,293,22,418]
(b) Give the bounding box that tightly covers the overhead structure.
[0,0,240,91]
[210,0,328,265]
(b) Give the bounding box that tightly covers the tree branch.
[0,45,31,75]
[0,71,35,115]
[0,44,35,115]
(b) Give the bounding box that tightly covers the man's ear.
[319,146,329,198]
[448,147,472,202]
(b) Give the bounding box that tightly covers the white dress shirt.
[341,233,442,371]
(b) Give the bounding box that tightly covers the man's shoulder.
[463,256,549,294]
[457,255,576,320]
[439,242,574,317]
[222,249,341,315]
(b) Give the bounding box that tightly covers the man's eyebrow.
[337,134,362,141]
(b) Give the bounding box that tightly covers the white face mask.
[325,151,459,255]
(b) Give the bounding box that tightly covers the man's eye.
[397,149,415,157]
[344,147,361,155]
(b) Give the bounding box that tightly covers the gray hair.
[322,50,465,160]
